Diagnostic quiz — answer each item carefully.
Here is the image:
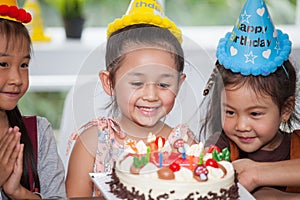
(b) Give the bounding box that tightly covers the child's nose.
[235,116,251,132]
[8,68,23,86]
[142,82,159,101]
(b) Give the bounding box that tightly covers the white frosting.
[174,167,195,182]
[116,157,235,199]
[161,141,172,153]
[186,143,204,157]
[135,140,148,154]
[140,163,157,174]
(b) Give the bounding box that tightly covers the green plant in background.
[45,0,86,19]
[45,0,87,38]
[19,92,67,130]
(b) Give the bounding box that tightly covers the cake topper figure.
[216,0,291,76]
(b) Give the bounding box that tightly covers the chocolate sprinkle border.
[106,167,239,200]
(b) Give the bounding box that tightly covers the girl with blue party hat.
[66,0,196,197]
[201,0,300,198]
[0,0,65,199]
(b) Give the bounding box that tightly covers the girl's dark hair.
[105,24,184,116]
[0,19,40,191]
[199,59,299,140]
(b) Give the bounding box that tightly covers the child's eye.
[0,62,8,67]
[225,110,235,116]
[250,112,261,117]
[21,63,29,68]
[157,82,170,88]
[131,82,144,87]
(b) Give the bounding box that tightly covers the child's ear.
[99,70,113,96]
[175,73,186,94]
[178,73,186,88]
[281,96,295,122]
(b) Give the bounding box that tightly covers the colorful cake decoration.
[0,0,32,23]
[216,0,291,76]
[106,0,182,43]
[117,140,234,193]
[108,139,239,199]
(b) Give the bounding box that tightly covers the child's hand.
[0,127,21,187]
[3,143,24,197]
[232,158,260,192]
[253,187,300,200]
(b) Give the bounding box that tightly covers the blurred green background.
[19,0,297,27]
[19,92,67,130]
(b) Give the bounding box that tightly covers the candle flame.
[158,137,163,150]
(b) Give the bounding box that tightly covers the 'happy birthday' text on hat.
[216,0,291,76]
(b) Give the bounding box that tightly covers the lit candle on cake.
[155,136,166,148]
[158,137,163,168]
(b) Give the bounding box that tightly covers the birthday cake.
[106,138,239,200]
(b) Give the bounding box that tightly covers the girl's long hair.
[0,19,40,191]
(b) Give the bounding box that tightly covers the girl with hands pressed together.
[0,0,66,199]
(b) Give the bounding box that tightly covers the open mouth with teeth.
[136,106,160,116]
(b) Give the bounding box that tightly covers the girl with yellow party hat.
[66,0,197,198]
[0,0,65,199]
[202,0,300,198]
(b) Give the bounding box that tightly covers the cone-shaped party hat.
[216,0,291,76]
[24,0,51,42]
[107,0,182,43]
[0,0,32,23]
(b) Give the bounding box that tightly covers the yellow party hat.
[107,0,182,43]
[0,0,32,23]
[24,0,51,42]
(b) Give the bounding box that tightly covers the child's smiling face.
[221,85,284,153]
[0,39,29,111]
[113,48,185,128]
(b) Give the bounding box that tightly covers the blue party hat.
[216,0,291,76]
